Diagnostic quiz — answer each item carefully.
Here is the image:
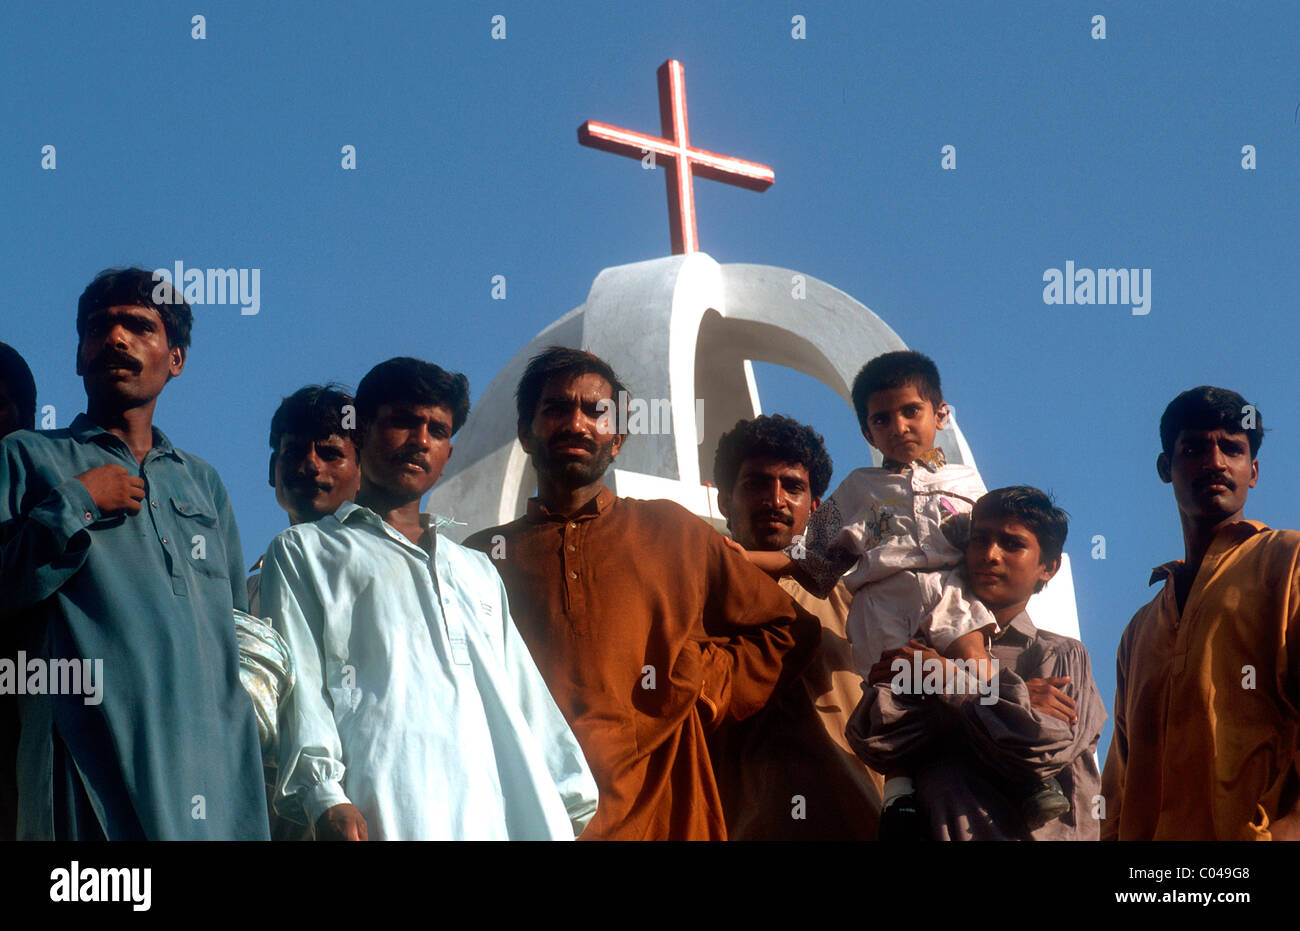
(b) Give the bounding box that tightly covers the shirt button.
[567,544,576,552]
[161,537,168,544]
[83,511,93,522]
[568,570,578,580]
[151,500,158,509]
[569,522,578,529]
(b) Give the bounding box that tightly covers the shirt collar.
[881,447,946,474]
[525,484,615,523]
[68,412,184,463]
[1146,519,1270,585]
[332,499,451,528]
[993,609,1037,645]
[331,500,442,546]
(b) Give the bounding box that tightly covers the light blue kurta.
[0,415,268,840]
[259,501,597,840]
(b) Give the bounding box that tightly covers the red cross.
[578,59,775,255]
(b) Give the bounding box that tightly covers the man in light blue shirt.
[260,357,597,840]
[0,268,268,840]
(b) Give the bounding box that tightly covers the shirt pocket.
[169,496,230,580]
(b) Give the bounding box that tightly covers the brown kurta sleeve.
[697,529,819,728]
[1099,622,1133,841]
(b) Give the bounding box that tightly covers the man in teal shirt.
[0,268,268,840]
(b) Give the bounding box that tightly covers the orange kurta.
[1100,520,1300,840]
[465,486,818,840]
[707,578,884,839]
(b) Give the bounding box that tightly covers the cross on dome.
[578,59,775,255]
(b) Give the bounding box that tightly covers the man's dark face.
[519,372,623,490]
[1157,427,1258,527]
[272,433,360,524]
[358,402,454,505]
[718,457,819,551]
[0,379,21,439]
[76,304,183,410]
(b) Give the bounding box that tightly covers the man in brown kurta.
[465,348,817,840]
[708,414,883,839]
[1100,387,1300,840]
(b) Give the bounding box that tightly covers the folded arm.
[0,446,101,616]
[943,641,1106,787]
[696,535,820,729]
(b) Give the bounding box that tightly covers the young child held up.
[732,350,1069,836]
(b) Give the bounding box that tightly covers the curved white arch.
[425,251,1078,638]
[428,251,976,536]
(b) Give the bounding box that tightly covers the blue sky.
[3,1,1297,762]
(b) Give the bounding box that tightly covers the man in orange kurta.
[465,348,817,840]
[1100,386,1300,840]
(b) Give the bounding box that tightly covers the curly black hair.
[712,414,834,499]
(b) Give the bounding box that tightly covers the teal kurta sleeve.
[0,439,98,615]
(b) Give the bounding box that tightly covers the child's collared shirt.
[788,451,993,674]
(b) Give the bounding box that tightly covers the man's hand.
[721,538,795,579]
[316,803,368,841]
[869,638,945,686]
[721,536,748,558]
[1025,676,1076,724]
[74,464,145,516]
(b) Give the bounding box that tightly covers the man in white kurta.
[261,501,597,840]
[260,357,597,841]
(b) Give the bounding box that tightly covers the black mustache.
[756,511,793,525]
[92,350,141,374]
[1195,474,1235,491]
[550,435,596,452]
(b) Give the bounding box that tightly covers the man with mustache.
[464,347,818,840]
[260,357,597,840]
[0,267,268,839]
[1101,387,1300,840]
[706,414,884,839]
[243,383,360,840]
[247,383,361,615]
